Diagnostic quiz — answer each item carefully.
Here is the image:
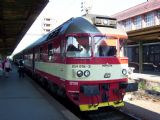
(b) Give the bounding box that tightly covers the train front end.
[63,15,134,111]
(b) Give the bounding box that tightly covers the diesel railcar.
[16,14,137,111]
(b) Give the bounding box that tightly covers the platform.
[125,72,160,120]
[129,73,160,83]
[0,65,79,120]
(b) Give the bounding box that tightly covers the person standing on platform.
[0,59,3,76]
[18,59,25,78]
[4,59,12,77]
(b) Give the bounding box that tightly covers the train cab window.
[66,36,91,57]
[94,36,117,57]
[119,39,126,57]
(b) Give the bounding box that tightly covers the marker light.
[84,70,90,77]
[122,69,127,75]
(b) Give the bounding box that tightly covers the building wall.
[113,0,160,73]
[117,9,160,32]
[41,17,55,34]
[112,0,160,31]
[127,43,160,72]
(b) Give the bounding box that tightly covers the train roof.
[61,14,127,37]
[24,14,127,51]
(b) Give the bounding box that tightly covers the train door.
[32,48,35,73]
[60,38,66,63]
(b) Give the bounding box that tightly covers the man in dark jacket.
[18,59,24,78]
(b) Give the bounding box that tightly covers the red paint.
[35,69,65,88]
[65,79,127,105]
[65,57,128,64]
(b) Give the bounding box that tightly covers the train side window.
[40,47,43,60]
[35,48,39,61]
[60,40,65,57]
[48,43,54,61]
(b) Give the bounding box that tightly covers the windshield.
[66,36,91,57]
[94,36,117,57]
[119,39,126,57]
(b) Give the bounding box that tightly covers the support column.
[142,15,146,28]
[155,11,160,25]
[139,42,143,73]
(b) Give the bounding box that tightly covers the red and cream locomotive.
[16,14,137,111]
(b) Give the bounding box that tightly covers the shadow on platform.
[123,102,160,120]
[0,65,77,120]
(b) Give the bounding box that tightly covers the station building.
[112,0,160,73]
[41,17,54,34]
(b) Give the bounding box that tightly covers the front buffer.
[66,80,128,111]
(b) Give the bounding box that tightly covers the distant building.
[112,0,160,73]
[41,17,55,34]
[113,0,160,31]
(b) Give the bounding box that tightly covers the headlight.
[122,69,127,75]
[84,70,90,77]
[77,70,83,77]
[103,19,108,25]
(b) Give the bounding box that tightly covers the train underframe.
[66,79,127,111]
[26,66,128,111]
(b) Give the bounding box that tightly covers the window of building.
[44,18,50,21]
[117,22,124,29]
[45,29,50,32]
[127,46,139,72]
[145,12,154,27]
[158,10,160,24]
[143,44,160,72]
[134,16,142,29]
[124,19,132,31]
[44,24,50,27]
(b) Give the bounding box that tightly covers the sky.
[11,0,147,56]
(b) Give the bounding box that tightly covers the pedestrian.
[2,58,6,71]
[0,59,3,76]
[4,59,12,77]
[18,59,25,78]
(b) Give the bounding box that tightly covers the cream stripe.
[34,61,128,81]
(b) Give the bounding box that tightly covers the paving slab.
[0,65,79,120]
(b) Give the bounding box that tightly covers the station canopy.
[0,0,48,56]
[127,25,160,43]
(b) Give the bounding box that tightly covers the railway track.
[49,93,139,120]
[29,75,140,120]
[46,86,139,120]
[78,107,139,120]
